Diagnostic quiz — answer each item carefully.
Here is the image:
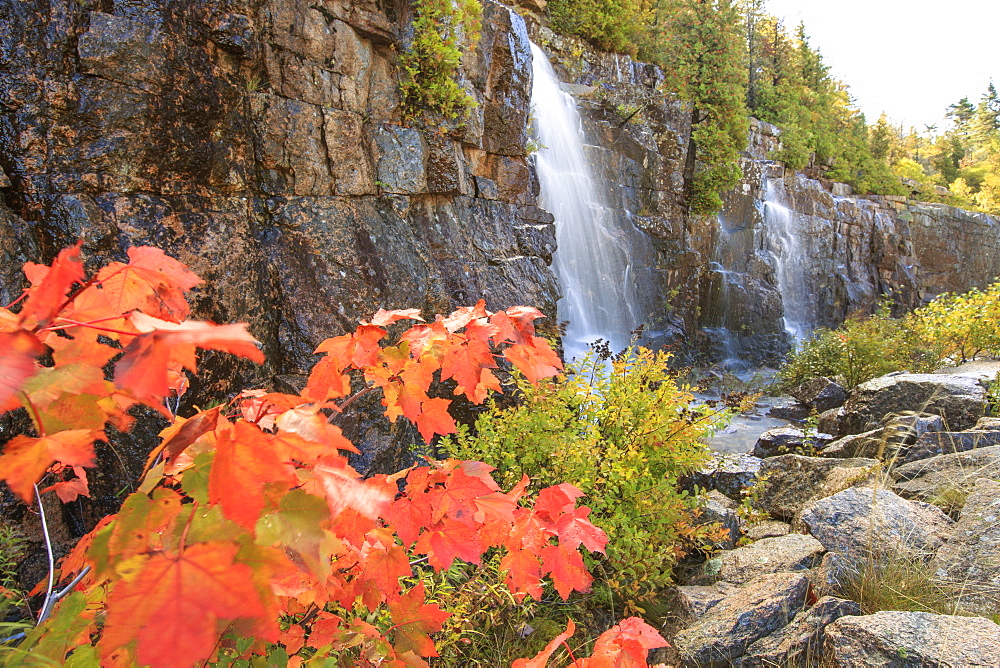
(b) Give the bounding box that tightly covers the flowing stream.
[529,43,650,360]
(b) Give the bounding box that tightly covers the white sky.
[762,0,999,131]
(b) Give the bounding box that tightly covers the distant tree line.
[545,0,999,215]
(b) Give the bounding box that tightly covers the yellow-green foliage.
[781,283,1000,390]
[445,347,726,604]
[909,282,1000,363]
[399,0,481,119]
[779,307,935,390]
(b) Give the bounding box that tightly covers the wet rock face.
[0,0,556,473]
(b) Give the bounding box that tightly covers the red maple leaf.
[388,583,450,658]
[503,341,562,385]
[0,429,101,502]
[114,313,263,402]
[413,520,482,571]
[535,483,586,519]
[368,308,424,326]
[578,617,669,667]
[99,541,266,667]
[540,543,593,600]
[554,506,608,554]
[208,421,294,530]
[499,548,543,602]
[73,246,202,324]
[0,330,43,412]
[19,242,86,329]
[413,397,456,443]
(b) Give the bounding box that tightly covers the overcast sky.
[762,0,999,131]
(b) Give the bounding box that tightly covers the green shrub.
[908,281,1000,363]
[779,307,935,390]
[444,347,727,607]
[399,0,481,119]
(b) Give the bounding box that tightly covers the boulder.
[696,490,742,550]
[931,478,1000,615]
[752,427,833,458]
[819,429,885,459]
[901,429,1000,464]
[753,454,880,521]
[824,612,1000,666]
[717,534,825,585]
[767,402,812,421]
[674,572,809,667]
[671,582,741,623]
[892,444,1000,504]
[840,373,986,435]
[974,416,1000,431]
[791,376,848,413]
[684,453,763,503]
[737,596,862,667]
[810,551,852,594]
[744,520,791,542]
[817,406,845,437]
[800,487,953,560]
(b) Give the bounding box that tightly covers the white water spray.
[529,43,647,360]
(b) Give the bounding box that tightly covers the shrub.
[908,281,1000,363]
[779,306,936,390]
[399,0,481,119]
[445,347,728,607]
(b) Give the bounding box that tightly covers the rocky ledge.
[672,367,1000,666]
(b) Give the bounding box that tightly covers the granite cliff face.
[0,0,559,477]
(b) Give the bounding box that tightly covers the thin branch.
[54,565,91,602]
[34,484,56,624]
[49,318,136,338]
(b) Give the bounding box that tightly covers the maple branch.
[332,385,376,418]
[50,317,136,338]
[45,313,132,332]
[54,565,91,601]
[3,288,28,310]
[34,484,57,625]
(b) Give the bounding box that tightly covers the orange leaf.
[503,341,562,385]
[368,308,424,326]
[20,241,86,328]
[388,583,450,658]
[208,420,294,530]
[499,548,543,602]
[413,397,456,443]
[115,314,263,402]
[581,617,669,666]
[540,544,592,600]
[0,330,43,412]
[314,457,393,520]
[74,246,201,324]
[0,429,101,502]
[41,466,90,503]
[512,619,576,668]
[99,541,266,667]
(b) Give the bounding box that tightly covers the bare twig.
[34,484,56,624]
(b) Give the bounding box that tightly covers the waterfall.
[763,177,811,342]
[529,42,648,360]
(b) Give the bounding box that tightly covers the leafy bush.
[908,282,1000,363]
[780,282,1000,390]
[779,307,934,390]
[445,347,728,606]
[399,0,481,119]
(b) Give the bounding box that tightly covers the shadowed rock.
[824,611,1000,666]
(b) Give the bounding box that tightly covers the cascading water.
[529,43,649,360]
[763,177,811,342]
